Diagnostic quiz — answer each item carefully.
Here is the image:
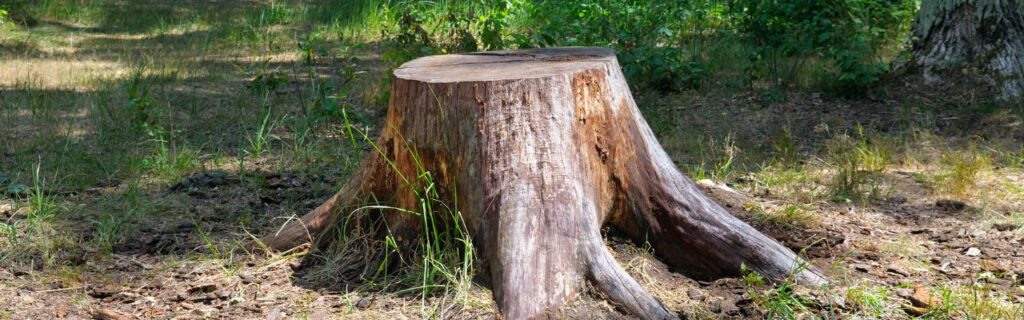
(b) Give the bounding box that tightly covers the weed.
[827,125,891,203]
[246,59,289,93]
[931,149,990,197]
[689,135,738,182]
[245,104,282,157]
[741,263,812,318]
[28,163,58,224]
[195,221,243,277]
[90,210,132,253]
[124,64,156,127]
[922,284,1024,319]
[747,164,824,203]
[771,126,799,167]
[141,128,200,181]
[0,219,19,248]
[844,284,895,318]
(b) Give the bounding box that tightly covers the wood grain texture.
[261,47,826,319]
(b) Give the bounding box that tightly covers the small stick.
[33,286,86,293]
[91,308,136,320]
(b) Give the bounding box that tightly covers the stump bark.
[261,47,826,319]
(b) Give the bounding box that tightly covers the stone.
[356,297,372,310]
[965,247,982,257]
[686,288,704,301]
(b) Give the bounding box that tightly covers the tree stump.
[261,47,826,319]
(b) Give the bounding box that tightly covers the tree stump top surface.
[393,47,616,83]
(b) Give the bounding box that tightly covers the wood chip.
[91,308,136,320]
[910,287,936,308]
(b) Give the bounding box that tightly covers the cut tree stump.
[261,47,826,319]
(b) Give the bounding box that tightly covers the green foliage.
[246,59,289,93]
[741,263,813,318]
[124,65,155,127]
[520,0,714,91]
[293,35,367,149]
[379,0,517,62]
[729,0,915,95]
[245,106,282,157]
[364,0,912,96]
[16,0,101,25]
[141,128,199,180]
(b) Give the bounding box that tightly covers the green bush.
[519,0,712,91]
[368,0,913,96]
[729,0,915,96]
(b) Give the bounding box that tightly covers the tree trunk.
[913,0,1024,98]
[261,47,826,319]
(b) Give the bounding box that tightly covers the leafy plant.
[771,125,799,167]
[28,163,58,224]
[521,0,710,91]
[124,64,155,127]
[729,0,914,95]
[247,59,288,93]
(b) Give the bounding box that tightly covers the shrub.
[729,0,915,96]
[520,0,710,91]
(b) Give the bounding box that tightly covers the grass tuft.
[827,125,891,203]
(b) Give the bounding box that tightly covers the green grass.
[741,263,814,319]
[844,284,897,318]
[752,204,819,229]
[687,134,739,182]
[826,125,892,203]
[245,102,283,158]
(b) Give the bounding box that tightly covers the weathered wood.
[261,47,826,319]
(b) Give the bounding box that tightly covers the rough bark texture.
[261,47,826,319]
[913,0,1024,98]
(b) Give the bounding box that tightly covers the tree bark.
[261,47,826,319]
[913,0,1024,98]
